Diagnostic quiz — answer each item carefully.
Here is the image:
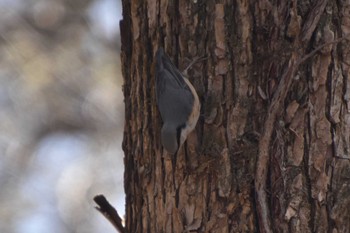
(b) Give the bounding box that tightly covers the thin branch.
[255,1,329,232]
[255,35,349,233]
[183,56,208,76]
[298,36,350,65]
[255,53,299,233]
[94,194,126,233]
[301,0,328,42]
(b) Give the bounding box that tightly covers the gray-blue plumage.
[155,48,198,154]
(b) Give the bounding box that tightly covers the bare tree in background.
[120,0,350,232]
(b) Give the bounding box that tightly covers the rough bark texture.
[120,0,350,232]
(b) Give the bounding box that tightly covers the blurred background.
[0,0,124,232]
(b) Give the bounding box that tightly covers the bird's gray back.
[157,84,193,126]
[156,48,194,126]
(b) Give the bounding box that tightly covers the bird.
[155,47,200,154]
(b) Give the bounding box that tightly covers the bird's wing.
[156,48,188,91]
[155,48,194,124]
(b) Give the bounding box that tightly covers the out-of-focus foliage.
[0,0,124,232]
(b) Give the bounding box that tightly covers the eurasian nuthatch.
[155,47,200,154]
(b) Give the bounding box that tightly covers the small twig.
[183,56,208,76]
[298,36,350,65]
[93,194,126,233]
[343,60,350,67]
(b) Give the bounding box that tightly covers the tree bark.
[120,0,350,232]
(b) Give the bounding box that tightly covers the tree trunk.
[120,0,350,232]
